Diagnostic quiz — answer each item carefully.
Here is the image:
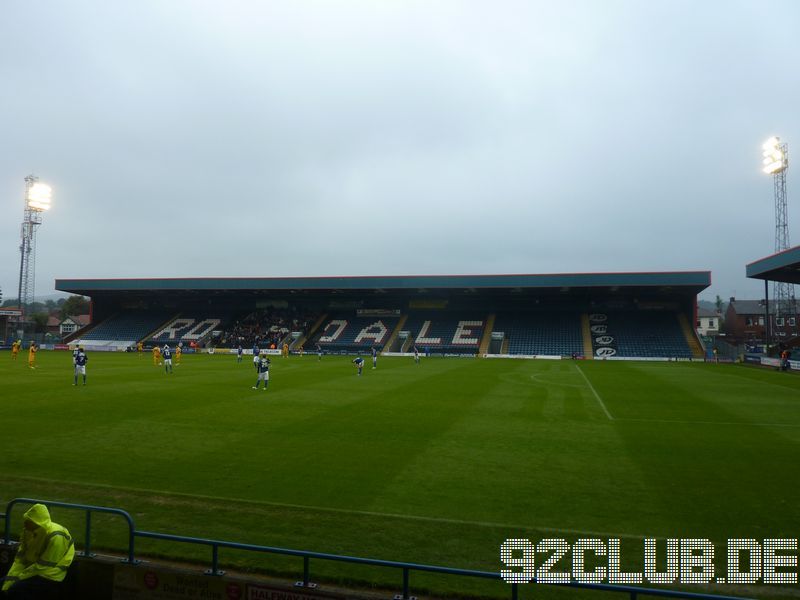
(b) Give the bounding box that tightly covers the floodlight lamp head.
[761,137,787,174]
[26,182,52,211]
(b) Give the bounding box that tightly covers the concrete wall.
[1,544,356,600]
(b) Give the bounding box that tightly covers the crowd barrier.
[0,499,755,600]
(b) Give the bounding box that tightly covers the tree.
[31,312,49,333]
[28,301,46,314]
[60,295,90,319]
[715,294,725,325]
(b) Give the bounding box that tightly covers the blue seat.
[312,314,400,353]
[81,313,172,342]
[493,312,583,356]
[403,313,486,354]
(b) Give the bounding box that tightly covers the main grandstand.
[57,271,709,360]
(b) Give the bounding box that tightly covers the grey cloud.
[1,0,799,301]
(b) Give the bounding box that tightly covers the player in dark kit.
[353,356,364,376]
[73,347,88,385]
[162,345,174,374]
[253,355,271,390]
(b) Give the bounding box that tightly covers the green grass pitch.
[1,350,798,599]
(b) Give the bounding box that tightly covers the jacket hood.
[23,503,52,528]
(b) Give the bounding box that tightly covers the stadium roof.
[746,245,800,285]
[56,271,710,295]
[728,299,776,315]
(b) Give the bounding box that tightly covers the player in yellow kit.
[175,344,182,365]
[152,345,162,366]
[11,339,21,360]
[28,342,38,369]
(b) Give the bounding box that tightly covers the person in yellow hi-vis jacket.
[2,503,75,598]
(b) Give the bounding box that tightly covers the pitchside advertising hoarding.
[757,356,800,370]
[743,354,800,370]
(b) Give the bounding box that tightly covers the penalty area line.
[574,364,614,421]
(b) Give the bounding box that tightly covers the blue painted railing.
[1,499,754,600]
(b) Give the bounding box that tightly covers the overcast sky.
[2,0,799,303]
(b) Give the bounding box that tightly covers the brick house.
[724,297,798,343]
[47,314,91,339]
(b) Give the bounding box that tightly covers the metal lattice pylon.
[17,175,44,315]
[771,143,797,320]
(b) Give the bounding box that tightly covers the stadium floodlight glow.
[762,137,787,174]
[26,182,52,211]
[760,135,796,347]
[17,174,54,337]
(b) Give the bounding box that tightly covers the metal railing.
[1,499,755,600]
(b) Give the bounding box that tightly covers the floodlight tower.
[762,137,796,323]
[16,175,52,330]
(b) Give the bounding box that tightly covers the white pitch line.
[574,364,614,420]
[616,417,800,428]
[4,473,645,540]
